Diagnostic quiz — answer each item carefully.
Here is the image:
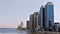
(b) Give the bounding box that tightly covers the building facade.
[28,2,54,31]
[26,20,30,30]
[40,6,45,29]
[30,12,39,31]
[30,14,34,30]
[40,2,54,30]
[34,12,39,31]
[20,22,23,28]
[45,2,54,28]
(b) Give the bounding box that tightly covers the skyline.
[0,0,60,28]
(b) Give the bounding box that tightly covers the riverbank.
[26,30,60,34]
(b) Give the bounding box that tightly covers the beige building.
[34,12,40,31]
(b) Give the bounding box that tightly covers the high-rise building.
[30,14,34,30]
[40,6,45,28]
[40,2,54,30]
[34,12,39,31]
[30,12,39,31]
[45,2,54,28]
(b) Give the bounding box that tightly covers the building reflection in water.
[26,31,58,34]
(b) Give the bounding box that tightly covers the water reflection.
[29,32,40,34]
[27,32,40,34]
[27,31,60,34]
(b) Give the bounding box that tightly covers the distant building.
[20,22,23,29]
[17,25,21,30]
[17,22,23,30]
[54,22,59,31]
[26,20,30,30]
[58,24,60,28]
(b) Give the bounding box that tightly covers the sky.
[0,0,60,28]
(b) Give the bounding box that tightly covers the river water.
[0,28,60,34]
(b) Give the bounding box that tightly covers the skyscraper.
[45,2,54,28]
[30,12,39,31]
[40,6,45,28]
[29,2,54,31]
[34,12,39,31]
[40,2,54,30]
[30,14,34,30]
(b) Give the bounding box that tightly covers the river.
[0,28,60,34]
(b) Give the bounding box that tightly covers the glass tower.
[40,6,45,28]
[45,2,54,28]
[40,2,54,30]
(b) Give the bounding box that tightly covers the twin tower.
[27,2,54,31]
[40,2,54,29]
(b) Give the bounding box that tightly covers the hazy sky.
[0,0,60,28]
